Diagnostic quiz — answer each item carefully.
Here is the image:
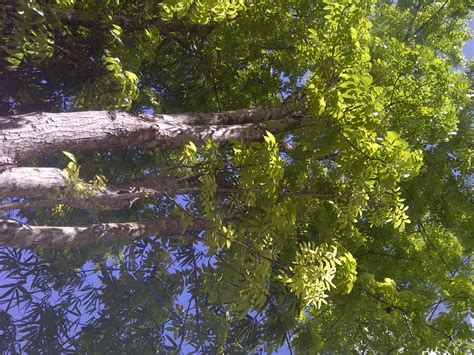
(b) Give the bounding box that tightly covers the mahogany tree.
[0,0,472,352]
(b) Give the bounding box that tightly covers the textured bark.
[0,109,300,161]
[0,218,206,249]
[0,156,18,173]
[0,167,200,211]
[0,167,69,198]
[157,101,303,126]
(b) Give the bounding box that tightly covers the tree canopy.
[0,0,472,353]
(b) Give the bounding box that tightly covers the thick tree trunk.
[0,107,301,162]
[0,218,206,249]
[0,167,200,211]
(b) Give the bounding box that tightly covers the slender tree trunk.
[0,218,206,249]
[0,107,301,162]
[0,168,201,211]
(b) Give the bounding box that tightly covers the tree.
[0,0,472,352]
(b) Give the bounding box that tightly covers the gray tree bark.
[0,168,200,211]
[0,107,301,162]
[0,218,206,249]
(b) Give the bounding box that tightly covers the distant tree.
[0,0,472,352]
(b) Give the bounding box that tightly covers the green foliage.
[160,0,245,23]
[333,250,357,295]
[0,0,473,353]
[277,242,341,309]
[61,151,108,198]
[2,0,54,69]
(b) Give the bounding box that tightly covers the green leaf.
[63,151,77,163]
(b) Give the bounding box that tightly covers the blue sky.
[462,20,474,58]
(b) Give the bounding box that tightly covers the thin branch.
[417,219,450,271]
[226,237,289,272]
[285,332,294,355]
[356,251,422,263]
[337,127,386,164]
[177,296,193,354]
[411,0,449,38]
[403,0,425,42]
[358,285,464,352]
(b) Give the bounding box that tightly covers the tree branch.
[0,167,332,212]
[0,218,206,249]
[411,1,449,38]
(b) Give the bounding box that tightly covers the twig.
[285,332,294,355]
[411,1,449,38]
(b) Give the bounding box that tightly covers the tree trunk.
[0,218,206,249]
[0,167,201,211]
[0,107,301,162]
[0,104,302,249]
